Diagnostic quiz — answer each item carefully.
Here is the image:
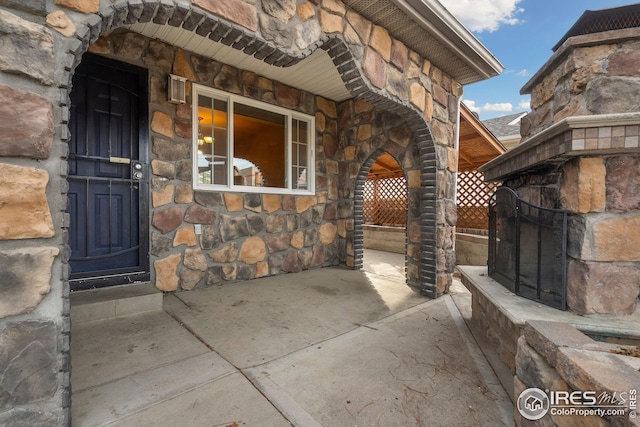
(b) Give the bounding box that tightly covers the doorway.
[68,54,150,290]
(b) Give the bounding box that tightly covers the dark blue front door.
[68,54,149,290]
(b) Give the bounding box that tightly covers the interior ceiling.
[126,22,352,102]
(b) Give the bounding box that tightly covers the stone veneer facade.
[0,0,461,424]
[482,27,640,316]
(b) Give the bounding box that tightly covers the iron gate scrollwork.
[488,187,568,310]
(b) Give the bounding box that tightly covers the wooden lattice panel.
[363,176,407,226]
[457,170,500,230]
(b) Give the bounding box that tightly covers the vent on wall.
[168,74,187,104]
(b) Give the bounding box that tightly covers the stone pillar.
[562,156,640,315]
[0,5,68,426]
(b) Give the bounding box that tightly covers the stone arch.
[59,0,440,297]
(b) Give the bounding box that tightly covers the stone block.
[587,76,640,115]
[222,264,237,281]
[319,8,342,33]
[173,226,197,247]
[201,225,220,249]
[184,205,216,224]
[193,0,258,31]
[208,242,238,263]
[409,83,425,111]
[362,48,386,90]
[523,321,600,369]
[589,214,640,261]
[175,184,193,204]
[291,231,304,249]
[244,193,262,213]
[151,160,176,179]
[559,157,605,214]
[0,321,57,409]
[195,192,223,208]
[152,184,174,207]
[0,247,58,318]
[606,156,640,212]
[255,261,269,278]
[0,10,54,85]
[0,85,53,159]
[152,206,183,234]
[264,234,290,253]
[568,260,640,315]
[224,193,244,212]
[151,111,174,138]
[184,249,208,271]
[152,136,190,161]
[154,254,181,291]
[151,231,171,257]
[172,49,196,81]
[281,250,300,273]
[263,194,281,213]
[318,223,337,244]
[297,2,315,21]
[238,236,266,264]
[46,10,75,37]
[55,0,98,13]
[220,215,250,241]
[556,347,640,400]
[296,195,317,213]
[180,269,204,291]
[516,336,563,391]
[0,164,54,240]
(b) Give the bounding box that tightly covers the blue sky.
[438,0,634,120]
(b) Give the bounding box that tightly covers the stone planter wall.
[0,0,462,424]
[363,225,406,254]
[515,320,640,427]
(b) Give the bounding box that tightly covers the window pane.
[298,120,308,144]
[292,119,309,189]
[197,93,228,186]
[233,102,286,188]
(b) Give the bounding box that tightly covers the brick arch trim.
[62,0,438,297]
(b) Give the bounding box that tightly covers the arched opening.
[361,152,407,282]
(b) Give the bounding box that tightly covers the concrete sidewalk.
[71,250,513,426]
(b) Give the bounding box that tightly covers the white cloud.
[439,0,525,33]
[517,99,530,110]
[516,69,530,77]
[463,100,513,113]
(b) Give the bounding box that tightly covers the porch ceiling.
[458,103,506,172]
[126,22,353,101]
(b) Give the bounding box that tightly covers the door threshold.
[71,282,163,325]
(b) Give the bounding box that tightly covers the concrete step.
[71,283,163,325]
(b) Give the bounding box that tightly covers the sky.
[437,0,636,120]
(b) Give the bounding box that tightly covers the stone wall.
[0,0,462,424]
[515,320,640,427]
[521,28,640,139]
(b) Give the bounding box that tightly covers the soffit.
[344,0,503,85]
[125,22,353,102]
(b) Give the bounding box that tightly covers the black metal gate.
[488,186,568,310]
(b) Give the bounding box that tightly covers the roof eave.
[391,0,504,84]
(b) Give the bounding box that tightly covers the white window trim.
[192,84,315,195]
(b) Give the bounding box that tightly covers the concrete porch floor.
[70,250,513,426]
